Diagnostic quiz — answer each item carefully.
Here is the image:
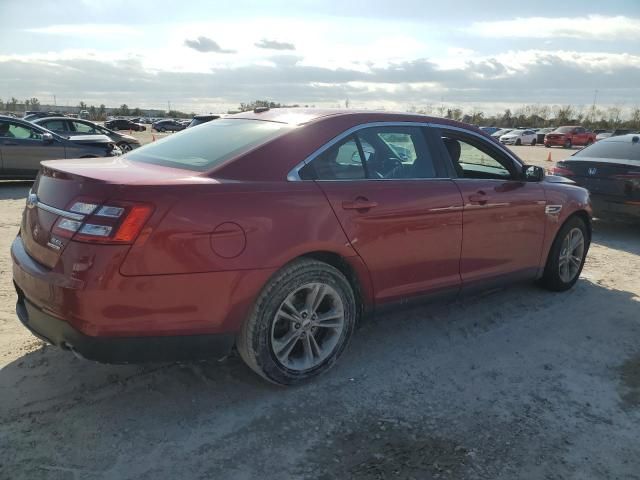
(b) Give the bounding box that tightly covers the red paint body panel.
[11,109,591,349]
[453,180,547,285]
[544,126,596,147]
[315,180,464,302]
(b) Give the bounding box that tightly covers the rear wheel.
[564,139,572,149]
[237,258,357,385]
[531,138,537,146]
[540,216,589,291]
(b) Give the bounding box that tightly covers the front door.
[436,128,546,287]
[301,125,464,304]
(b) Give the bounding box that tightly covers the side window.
[0,122,43,140]
[357,126,437,179]
[576,127,585,134]
[299,136,365,180]
[73,121,96,133]
[42,120,68,133]
[441,133,514,180]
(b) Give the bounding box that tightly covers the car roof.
[226,108,483,131]
[598,133,640,143]
[33,116,92,122]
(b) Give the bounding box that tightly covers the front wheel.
[540,216,589,291]
[117,141,132,152]
[237,258,357,385]
[515,138,522,146]
[564,139,572,149]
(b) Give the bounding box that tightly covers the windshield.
[507,130,524,135]
[127,119,292,171]
[554,126,574,133]
[574,139,639,161]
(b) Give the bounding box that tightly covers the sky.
[1,0,639,115]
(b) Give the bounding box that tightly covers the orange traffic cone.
[546,151,552,162]
[152,134,156,142]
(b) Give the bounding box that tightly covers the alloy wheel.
[558,227,585,283]
[270,282,345,372]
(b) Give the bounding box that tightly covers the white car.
[499,129,538,146]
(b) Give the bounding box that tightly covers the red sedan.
[12,109,592,384]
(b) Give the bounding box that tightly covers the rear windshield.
[574,139,639,161]
[127,119,290,171]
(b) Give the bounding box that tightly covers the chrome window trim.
[37,201,86,221]
[286,121,524,181]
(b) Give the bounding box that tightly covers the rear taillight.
[548,164,574,176]
[53,200,153,244]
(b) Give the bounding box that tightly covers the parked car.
[549,134,640,219]
[11,109,591,385]
[499,129,538,146]
[152,119,185,132]
[491,128,512,139]
[544,126,596,148]
[32,117,141,152]
[188,114,220,128]
[104,119,146,132]
[536,128,554,144]
[23,111,65,122]
[479,126,500,136]
[596,129,636,141]
[0,116,120,179]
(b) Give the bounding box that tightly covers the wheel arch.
[296,250,373,322]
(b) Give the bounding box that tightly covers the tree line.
[2,96,639,130]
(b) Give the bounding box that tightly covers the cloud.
[255,39,296,50]
[468,15,640,40]
[24,23,140,37]
[1,49,638,113]
[184,36,236,53]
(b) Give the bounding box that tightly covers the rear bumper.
[15,291,235,363]
[591,195,640,219]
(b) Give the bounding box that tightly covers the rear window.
[127,119,291,171]
[574,139,638,160]
[554,127,575,133]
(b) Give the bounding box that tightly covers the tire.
[586,139,593,146]
[515,138,522,146]
[237,258,357,385]
[117,141,132,152]
[564,139,572,149]
[540,216,590,292]
[531,138,537,146]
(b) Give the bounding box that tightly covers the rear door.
[301,125,464,304]
[434,127,546,288]
[0,120,66,177]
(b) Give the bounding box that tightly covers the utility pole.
[53,95,56,106]
[168,100,171,114]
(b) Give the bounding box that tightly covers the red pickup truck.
[545,126,596,148]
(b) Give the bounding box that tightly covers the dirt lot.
[1,145,639,479]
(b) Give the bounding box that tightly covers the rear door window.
[574,140,633,160]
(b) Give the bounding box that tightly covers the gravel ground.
[1,145,639,480]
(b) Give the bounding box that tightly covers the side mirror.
[523,165,544,182]
[42,133,54,144]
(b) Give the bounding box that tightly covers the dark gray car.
[0,116,121,179]
[32,117,141,152]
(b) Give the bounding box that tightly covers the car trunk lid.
[21,158,215,268]
[560,158,640,198]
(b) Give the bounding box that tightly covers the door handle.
[468,192,488,205]
[342,198,378,211]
